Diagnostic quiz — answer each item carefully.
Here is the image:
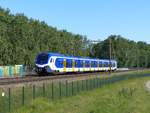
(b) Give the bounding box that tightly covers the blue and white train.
[35,52,117,74]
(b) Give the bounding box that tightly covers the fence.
[0,65,24,77]
[0,71,150,113]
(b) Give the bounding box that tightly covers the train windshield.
[36,53,49,64]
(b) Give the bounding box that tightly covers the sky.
[0,0,150,43]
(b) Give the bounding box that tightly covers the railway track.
[0,69,148,86]
[0,72,104,85]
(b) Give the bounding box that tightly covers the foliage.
[0,7,150,68]
[0,7,90,66]
[13,75,150,113]
[92,35,150,67]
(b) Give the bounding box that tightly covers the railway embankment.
[12,70,150,113]
[0,69,150,113]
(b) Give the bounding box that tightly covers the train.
[35,52,117,74]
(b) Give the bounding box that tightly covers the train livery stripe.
[72,59,74,72]
[63,59,66,72]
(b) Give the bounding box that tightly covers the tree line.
[0,7,150,68]
[91,35,150,68]
[0,7,90,66]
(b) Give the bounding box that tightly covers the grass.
[13,72,150,113]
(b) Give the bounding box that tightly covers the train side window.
[88,61,90,67]
[94,61,96,67]
[81,61,84,67]
[84,61,88,67]
[99,62,102,67]
[78,60,80,67]
[85,61,90,67]
[105,62,107,67]
[102,62,105,67]
[91,61,94,67]
[55,58,63,68]
[80,60,83,67]
[89,61,91,67]
[66,59,68,67]
[77,60,80,67]
[75,60,79,67]
[83,60,86,67]
[108,62,110,67]
[104,62,106,67]
[110,62,113,67]
[94,61,97,67]
[104,62,107,67]
[75,60,78,67]
[66,59,72,68]
[70,60,73,67]
[59,59,63,67]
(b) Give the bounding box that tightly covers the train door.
[63,59,66,72]
[72,59,75,72]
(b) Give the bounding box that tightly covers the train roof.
[38,52,117,62]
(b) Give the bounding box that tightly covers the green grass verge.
[13,72,150,113]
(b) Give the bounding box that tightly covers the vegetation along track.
[0,69,148,86]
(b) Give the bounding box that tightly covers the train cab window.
[50,58,53,63]
[36,53,49,64]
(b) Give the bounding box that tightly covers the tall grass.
[13,70,150,113]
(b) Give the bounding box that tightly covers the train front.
[35,52,52,74]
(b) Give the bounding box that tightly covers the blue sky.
[0,0,150,43]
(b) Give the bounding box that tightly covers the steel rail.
[0,69,148,85]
